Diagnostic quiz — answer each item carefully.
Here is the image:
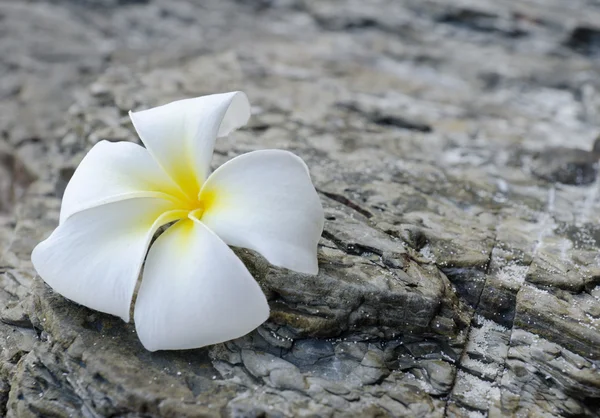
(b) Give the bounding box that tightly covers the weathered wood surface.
[1,0,599,416]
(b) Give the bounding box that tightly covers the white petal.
[134,219,269,351]
[60,140,186,224]
[199,150,324,274]
[32,198,185,322]
[128,92,250,197]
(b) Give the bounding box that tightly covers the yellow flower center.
[189,205,205,221]
[172,187,219,222]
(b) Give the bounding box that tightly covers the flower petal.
[60,140,186,224]
[128,92,250,197]
[134,218,269,351]
[199,150,324,275]
[32,198,185,322]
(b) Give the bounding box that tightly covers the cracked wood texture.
[1,0,600,416]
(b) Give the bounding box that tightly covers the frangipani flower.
[31,92,324,351]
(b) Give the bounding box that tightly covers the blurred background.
[2,0,599,145]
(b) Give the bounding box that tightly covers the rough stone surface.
[1,0,600,416]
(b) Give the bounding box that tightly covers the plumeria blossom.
[31,92,324,351]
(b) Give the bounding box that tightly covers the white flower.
[31,92,324,351]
